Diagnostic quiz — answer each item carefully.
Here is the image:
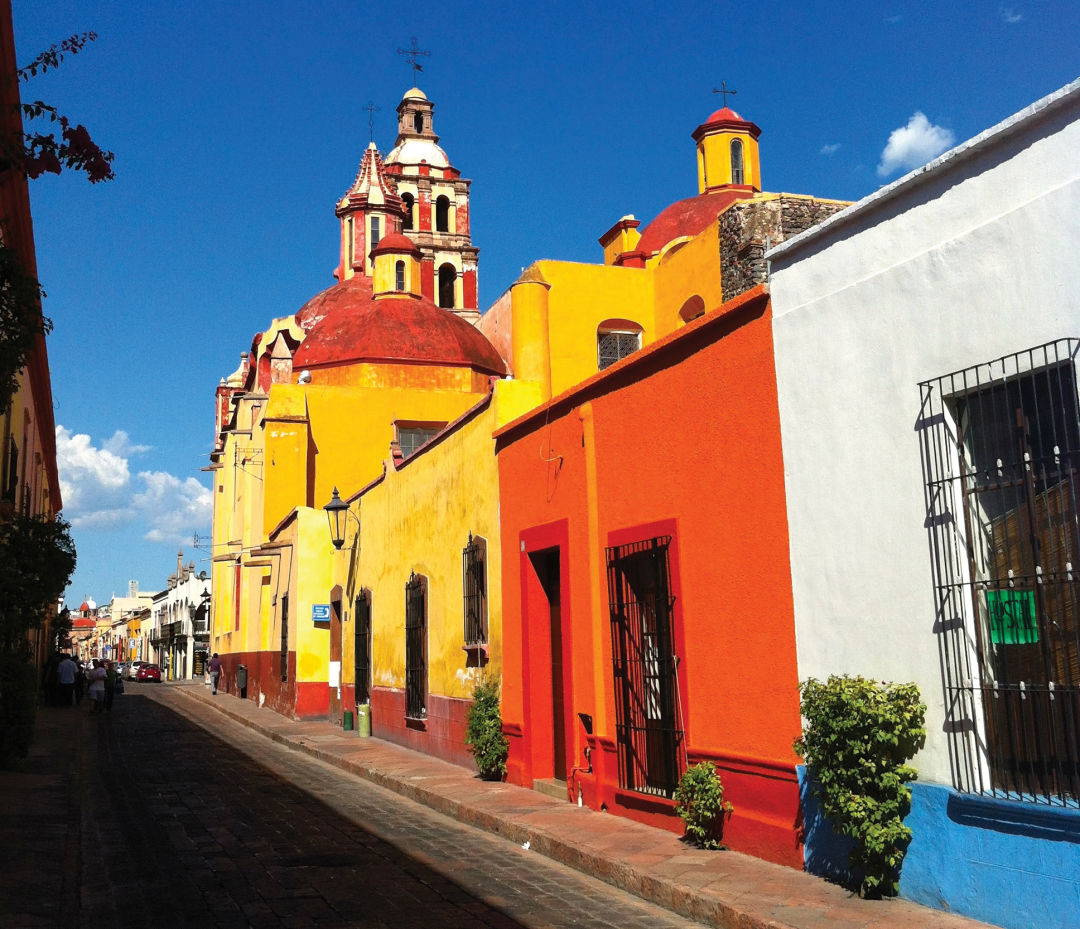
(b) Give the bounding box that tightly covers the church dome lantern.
[691,104,762,194]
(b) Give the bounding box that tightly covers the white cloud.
[999,5,1022,23]
[102,430,152,457]
[55,426,210,544]
[56,426,133,521]
[877,112,956,177]
[132,471,213,544]
[819,143,841,156]
[884,14,902,24]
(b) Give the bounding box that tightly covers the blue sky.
[14,0,1078,605]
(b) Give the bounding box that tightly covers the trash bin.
[343,710,354,731]
[356,703,371,738]
[236,664,248,699]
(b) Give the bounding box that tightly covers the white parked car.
[127,661,148,680]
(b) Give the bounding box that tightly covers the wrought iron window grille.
[606,535,686,798]
[405,572,427,719]
[919,338,1080,804]
[462,533,488,652]
[279,593,289,682]
[354,590,371,705]
[598,331,641,371]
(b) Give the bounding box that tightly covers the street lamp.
[324,486,349,550]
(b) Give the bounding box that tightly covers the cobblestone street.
[1,689,704,929]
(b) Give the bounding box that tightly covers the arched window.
[435,195,450,233]
[438,263,457,308]
[597,319,643,370]
[678,295,705,324]
[731,139,744,185]
[395,260,406,292]
[401,193,414,231]
[413,111,423,134]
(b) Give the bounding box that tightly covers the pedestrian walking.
[87,660,106,714]
[208,653,222,695]
[104,661,118,711]
[56,654,77,706]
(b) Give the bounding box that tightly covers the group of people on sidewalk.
[44,653,123,713]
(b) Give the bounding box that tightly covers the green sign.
[986,589,1038,645]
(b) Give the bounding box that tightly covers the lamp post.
[324,487,349,550]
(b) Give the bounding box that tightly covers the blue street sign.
[311,604,331,622]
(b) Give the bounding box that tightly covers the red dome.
[636,189,751,256]
[292,279,506,375]
[296,274,373,328]
[705,106,743,123]
[372,233,421,256]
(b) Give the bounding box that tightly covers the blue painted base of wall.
[797,766,1080,929]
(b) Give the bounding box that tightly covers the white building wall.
[767,80,1080,785]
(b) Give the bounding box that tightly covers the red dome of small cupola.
[371,233,421,257]
[291,279,506,376]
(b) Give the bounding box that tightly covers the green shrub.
[465,679,509,780]
[794,675,926,898]
[674,761,733,849]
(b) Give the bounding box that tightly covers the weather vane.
[396,37,431,77]
[712,81,737,107]
[364,101,380,142]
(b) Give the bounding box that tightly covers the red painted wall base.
[371,687,476,770]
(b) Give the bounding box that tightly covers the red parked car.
[136,663,162,683]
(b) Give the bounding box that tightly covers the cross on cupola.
[712,81,737,107]
[364,101,380,143]
[397,37,430,76]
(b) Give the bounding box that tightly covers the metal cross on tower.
[364,101,380,142]
[396,37,431,76]
[712,82,737,107]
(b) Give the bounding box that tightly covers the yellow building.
[210,88,847,774]
[208,101,505,720]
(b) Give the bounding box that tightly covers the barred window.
[920,339,1080,803]
[280,593,289,682]
[463,534,488,648]
[405,573,427,719]
[354,590,371,705]
[396,424,443,459]
[607,535,685,798]
[598,327,642,371]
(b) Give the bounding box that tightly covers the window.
[405,573,427,719]
[463,534,488,649]
[920,339,1080,802]
[731,138,744,185]
[346,216,354,266]
[280,592,289,682]
[395,260,406,292]
[438,263,456,308]
[606,535,685,798]
[2,436,16,504]
[413,111,423,133]
[396,424,443,459]
[597,325,642,371]
[354,590,370,705]
[401,193,414,231]
[435,195,450,233]
[370,215,381,254]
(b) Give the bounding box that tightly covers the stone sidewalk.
[168,681,993,929]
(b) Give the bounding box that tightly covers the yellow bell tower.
[692,105,762,194]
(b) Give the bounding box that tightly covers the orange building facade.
[494,286,805,865]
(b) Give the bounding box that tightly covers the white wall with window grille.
[767,79,1080,788]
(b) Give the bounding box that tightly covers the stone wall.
[719,197,849,301]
